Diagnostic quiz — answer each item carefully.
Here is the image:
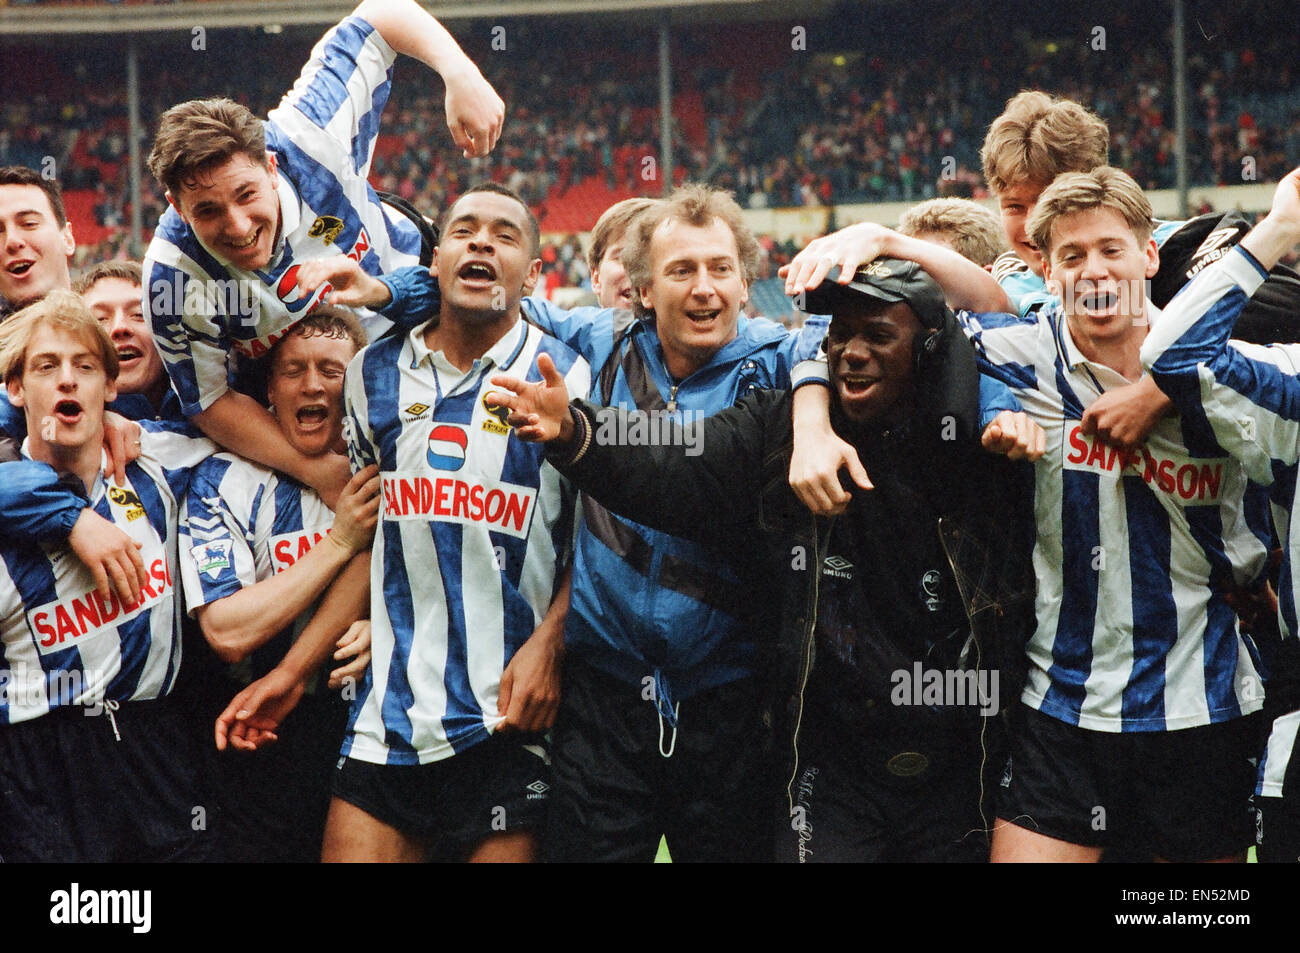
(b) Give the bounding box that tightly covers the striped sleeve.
[144,240,234,417]
[140,422,217,500]
[268,16,397,179]
[957,309,1047,395]
[180,458,260,613]
[1141,245,1300,478]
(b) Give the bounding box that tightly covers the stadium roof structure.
[0,0,838,35]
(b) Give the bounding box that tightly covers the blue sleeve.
[770,313,830,388]
[377,266,441,329]
[978,374,1022,429]
[520,297,620,369]
[0,460,86,544]
[0,389,26,442]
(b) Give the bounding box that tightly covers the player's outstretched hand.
[68,509,145,611]
[102,411,142,486]
[1080,377,1172,452]
[486,352,572,443]
[781,222,895,297]
[442,62,504,158]
[328,619,371,692]
[981,410,1046,461]
[329,464,381,554]
[215,667,305,752]
[295,255,393,310]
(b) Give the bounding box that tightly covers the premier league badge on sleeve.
[192,539,233,580]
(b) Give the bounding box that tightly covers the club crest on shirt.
[308,215,345,246]
[107,485,146,522]
[482,394,511,435]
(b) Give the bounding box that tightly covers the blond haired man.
[971,168,1265,862]
[0,292,214,861]
[897,197,1009,269]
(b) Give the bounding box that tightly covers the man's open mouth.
[458,261,497,283]
[685,308,720,325]
[5,260,34,276]
[838,375,878,397]
[53,399,83,424]
[295,404,330,429]
[116,345,143,364]
[1079,289,1119,312]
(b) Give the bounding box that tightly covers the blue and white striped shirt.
[143,15,423,417]
[964,300,1266,731]
[1140,244,1300,786]
[179,453,335,682]
[0,425,214,723]
[342,319,589,764]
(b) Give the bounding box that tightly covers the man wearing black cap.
[486,257,1044,862]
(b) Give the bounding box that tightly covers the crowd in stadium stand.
[3,4,1297,297]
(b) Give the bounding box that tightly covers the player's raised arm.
[782,222,1012,315]
[353,0,503,157]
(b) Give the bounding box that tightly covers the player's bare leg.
[321,797,429,862]
[991,819,1103,862]
[465,830,537,863]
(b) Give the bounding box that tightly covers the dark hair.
[147,98,267,198]
[73,260,143,295]
[0,165,67,227]
[268,305,368,371]
[439,182,540,256]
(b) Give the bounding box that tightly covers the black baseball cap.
[800,257,950,330]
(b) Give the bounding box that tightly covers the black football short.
[780,706,997,863]
[0,697,217,862]
[217,691,350,863]
[998,704,1258,861]
[543,659,774,863]
[332,731,550,860]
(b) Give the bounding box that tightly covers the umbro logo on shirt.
[822,556,853,579]
[402,402,430,422]
[525,779,549,800]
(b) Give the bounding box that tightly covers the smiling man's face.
[639,216,748,379]
[433,190,541,323]
[168,152,281,271]
[826,300,922,428]
[0,184,74,307]
[81,276,165,402]
[1043,205,1158,352]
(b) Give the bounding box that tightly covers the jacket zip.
[937,515,994,839]
[786,515,830,814]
